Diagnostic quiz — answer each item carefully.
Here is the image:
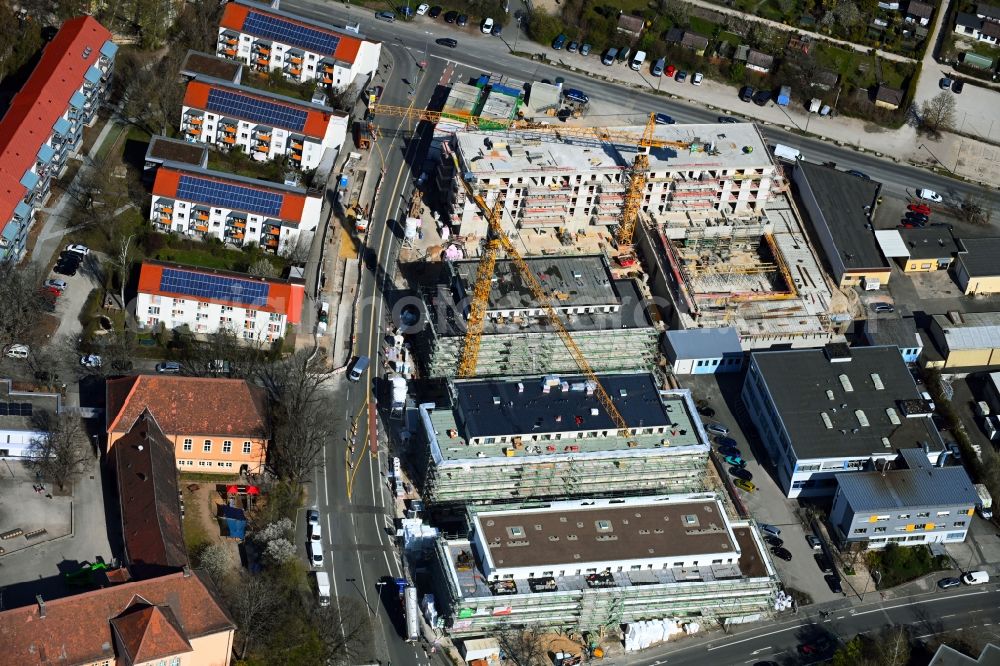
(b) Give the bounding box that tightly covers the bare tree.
[280,233,311,264]
[960,195,993,226]
[27,410,91,491]
[113,234,135,307]
[248,257,279,278]
[875,626,911,666]
[260,352,333,486]
[327,82,361,113]
[313,598,374,665]
[228,572,282,660]
[176,329,270,379]
[492,628,548,666]
[920,92,957,136]
[0,260,47,351]
[834,0,862,26]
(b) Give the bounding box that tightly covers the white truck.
[975,483,993,520]
[772,144,801,161]
[315,571,331,606]
[404,584,419,642]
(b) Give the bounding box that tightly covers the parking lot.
[681,372,844,604]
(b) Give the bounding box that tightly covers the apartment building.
[107,374,269,475]
[217,0,380,90]
[830,449,979,549]
[431,495,779,635]
[416,255,661,377]
[150,163,321,254]
[741,344,946,498]
[181,75,348,170]
[135,260,304,344]
[439,122,775,237]
[0,570,235,665]
[417,373,711,506]
[0,16,116,261]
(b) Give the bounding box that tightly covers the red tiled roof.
[0,570,234,666]
[151,165,308,221]
[110,602,192,663]
[0,16,111,235]
[134,260,304,322]
[106,374,269,437]
[220,0,364,62]
[114,410,189,575]
[182,78,337,137]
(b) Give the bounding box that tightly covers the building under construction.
[429,495,780,635]
[416,372,711,506]
[415,254,661,377]
[437,122,776,237]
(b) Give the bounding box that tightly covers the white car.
[4,344,30,359]
[308,541,324,568]
[693,72,704,85]
[482,17,494,33]
[416,3,429,15]
[45,279,68,291]
[65,244,90,256]
[310,522,322,543]
[80,354,103,368]
[917,188,943,202]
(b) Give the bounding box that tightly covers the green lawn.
[866,543,949,588]
[240,67,317,102]
[689,16,718,37]
[718,30,742,46]
[207,149,289,184]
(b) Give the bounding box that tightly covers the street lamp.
[512,16,521,54]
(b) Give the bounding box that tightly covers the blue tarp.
[220,505,247,539]
[491,83,522,99]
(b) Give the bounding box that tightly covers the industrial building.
[893,227,959,273]
[439,122,776,237]
[216,0,380,90]
[929,311,1000,369]
[415,255,661,377]
[741,344,945,498]
[663,328,745,374]
[792,161,889,288]
[636,195,840,349]
[954,237,1000,295]
[416,373,711,506]
[181,75,348,169]
[430,495,780,635]
[860,317,923,364]
[830,449,979,549]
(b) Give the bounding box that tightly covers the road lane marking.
[706,625,799,650]
[852,589,990,616]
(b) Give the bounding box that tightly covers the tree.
[492,628,548,666]
[0,260,48,351]
[281,233,311,264]
[27,410,91,491]
[197,542,235,588]
[328,82,361,113]
[920,92,957,136]
[834,0,862,26]
[875,626,911,666]
[313,598,374,665]
[249,257,279,278]
[228,572,283,660]
[112,233,135,307]
[960,195,993,226]
[175,329,270,379]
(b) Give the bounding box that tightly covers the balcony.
[322,75,333,85]
[219,31,239,46]
[193,224,209,233]
[221,47,237,58]
[286,55,303,65]
[289,139,303,151]
[193,209,210,222]
[287,66,302,77]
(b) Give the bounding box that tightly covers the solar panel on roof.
[243,11,341,55]
[206,88,308,131]
[159,268,271,307]
[177,175,283,216]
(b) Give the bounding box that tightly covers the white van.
[962,570,989,585]
[308,541,324,568]
[630,50,647,71]
[4,344,29,359]
[348,355,370,382]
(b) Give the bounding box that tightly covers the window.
[171,657,181,666]
[183,438,192,451]
[595,520,613,533]
[874,527,887,533]
[203,440,212,452]
[953,521,967,527]
[937,511,950,517]
[508,526,525,538]
[223,440,232,453]
[853,528,868,534]
[898,514,910,520]
[243,441,252,454]
[916,512,930,518]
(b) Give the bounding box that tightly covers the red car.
[665,65,677,78]
[908,203,931,214]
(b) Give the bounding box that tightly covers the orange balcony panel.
[194,224,209,232]
[290,141,303,150]
[268,227,280,236]
[256,47,271,55]
[223,48,236,57]
[221,136,236,144]
[290,153,301,161]
[158,207,173,214]
[322,76,333,84]
[232,232,245,239]
[185,128,201,136]
[231,220,247,228]
[289,67,301,76]
[256,58,269,66]
[256,134,271,142]
[187,117,203,125]
[288,56,303,64]
[224,37,237,45]
[265,238,279,247]
[195,213,209,221]
[158,215,171,224]
[323,65,334,73]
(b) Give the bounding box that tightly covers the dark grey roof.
[814,69,840,88]
[956,12,982,28]
[928,644,1000,666]
[0,379,60,432]
[835,462,978,512]
[875,85,904,106]
[957,237,1000,277]
[453,373,671,440]
[978,3,1000,19]
[898,227,959,260]
[907,0,934,17]
[862,317,920,349]
[795,161,886,270]
[750,346,942,460]
[664,327,742,360]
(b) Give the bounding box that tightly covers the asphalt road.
[310,42,440,666]
[612,586,1000,665]
[285,0,999,211]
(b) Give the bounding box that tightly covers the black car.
[697,404,715,417]
[739,85,755,102]
[825,574,843,594]
[443,10,458,22]
[654,113,675,125]
[435,37,458,47]
[846,169,870,179]
[567,40,579,53]
[952,80,964,94]
[491,24,502,36]
[815,553,834,573]
[718,116,740,123]
[428,5,442,17]
[456,13,468,25]
[731,467,753,482]
[719,446,741,458]
[54,262,79,276]
[771,547,793,561]
[716,436,738,448]
[752,90,771,106]
[764,535,783,548]
[937,576,961,589]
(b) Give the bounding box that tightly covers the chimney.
[36,595,45,618]
[182,566,192,578]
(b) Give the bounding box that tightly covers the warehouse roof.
[862,317,920,350]
[932,311,1000,351]
[664,327,742,361]
[956,237,1000,277]
[750,345,941,460]
[835,456,978,512]
[898,227,958,260]
[795,161,886,271]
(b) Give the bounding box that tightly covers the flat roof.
[875,229,909,258]
[751,345,941,460]
[795,161,886,270]
[180,50,242,82]
[455,122,773,176]
[863,317,920,349]
[957,237,1000,277]
[665,327,742,360]
[898,227,959,260]
[835,464,978,512]
[475,496,737,569]
[145,135,209,168]
[0,379,59,432]
[933,312,1000,350]
[454,373,671,440]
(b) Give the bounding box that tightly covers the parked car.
[692,72,703,85]
[846,169,870,179]
[481,17,494,33]
[962,570,990,585]
[308,541,324,567]
[156,361,182,374]
[724,455,746,468]
[617,46,631,63]
[719,446,741,458]
[45,278,68,291]
[444,10,458,22]
[4,344,30,359]
[651,57,665,77]
[428,5,442,18]
[906,212,929,223]
[563,89,589,105]
[705,422,729,436]
[456,13,468,25]
[552,33,567,50]
[715,436,737,448]
[416,3,429,14]
[760,523,781,537]
[375,10,395,21]
[764,535,783,548]
[937,576,961,589]
[567,40,578,53]
[307,509,320,526]
[435,37,458,47]
[870,302,894,314]
[752,90,771,106]
[654,113,675,125]
[665,64,677,78]
[602,48,618,65]
[580,43,591,56]
[730,467,753,482]
[739,85,755,102]
[697,404,716,417]
[814,553,834,573]
[952,80,964,94]
[80,354,102,368]
[806,535,822,550]
[825,574,843,594]
[939,77,953,89]
[491,23,502,36]
[310,522,323,542]
[908,203,931,214]
[65,243,90,256]
[675,70,687,82]
[771,547,793,561]
[734,478,756,492]
[917,188,943,202]
[718,116,740,123]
